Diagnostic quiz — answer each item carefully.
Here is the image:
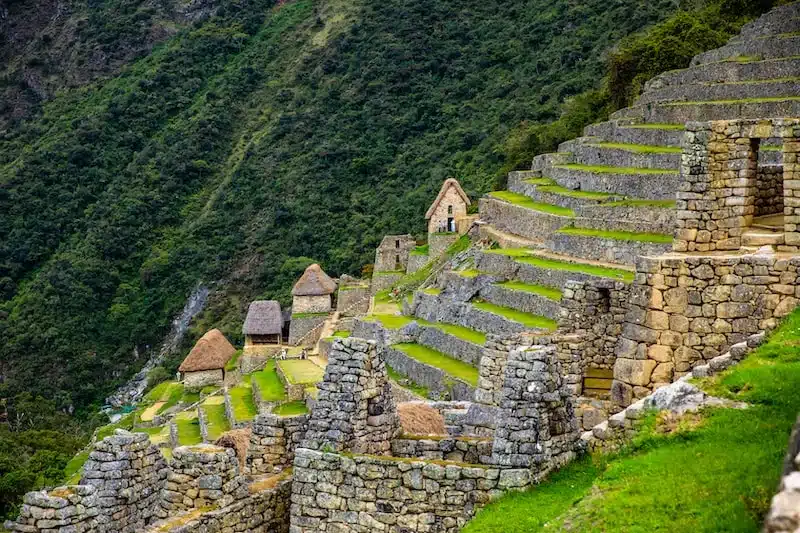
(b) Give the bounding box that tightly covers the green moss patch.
[496,281,562,301]
[489,191,575,217]
[557,226,673,243]
[392,343,479,386]
[422,287,442,295]
[472,302,557,330]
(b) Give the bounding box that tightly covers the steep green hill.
[0,0,681,413]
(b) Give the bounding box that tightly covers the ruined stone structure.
[426,178,471,234]
[374,234,416,273]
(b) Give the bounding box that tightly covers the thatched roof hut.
[292,263,336,296]
[178,329,237,373]
[242,300,283,336]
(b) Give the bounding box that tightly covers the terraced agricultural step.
[506,169,543,189]
[584,120,684,147]
[509,177,618,211]
[575,200,676,235]
[612,97,800,124]
[478,195,574,242]
[568,140,680,170]
[645,56,800,88]
[174,411,202,446]
[386,343,477,401]
[476,248,634,286]
[416,319,486,366]
[470,301,557,332]
[228,380,258,424]
[544,227,673,265]
[637,77,800,106]
[548,164,680,200]
[477,223,542,249]
[200,396,230,441]
[478,281,562,319]
[738,3,800,39]
[692,34,800,66]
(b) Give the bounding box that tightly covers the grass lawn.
[143,381,184,418]
[272,400,309,417]
[557,226,674,243]
[392,343,479,386]
[515,255,634,282]
[367,314,414,329]
[201,397,230,441]
[555,164,675,175]
[252,360,287,402]
[418,319,487,345]
[63,450,90,484]
[523,177,557,186]
[489,191,575,217]
[412,244,429,255]
[225,349,243,372]
[465,307,800,532]
[472,301,557,330]
[278,359,325,385]
[229,383,258,422]
[387,364,431,398]
[332,330,350,338]
[455,269,483,278]
[175,412,203,446]
[181,388,201,405]
[496,281,562,301]
[588,142,682,154]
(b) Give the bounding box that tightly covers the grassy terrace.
[387,364,431,398]
[366,313,413,329]
[619,122,683,130]
[175,412,202,446]
[523,177,557,186]
[484,248,634,282]
[229,379,258,422]
[252,360,287,402]
[554,164,676,175]
[201,397,230,441]
[557,226,673,243]
[537,183,614,200]
[417,319,487,345]
[422,287,442,295]
[225,349,243,372]
[488,191,575,217]
[278,359,325,385]
[392,343,479,386]
[141,381,184,421]
[272,400,309,417]
[465,307,800,532]
[587,142,682,154]
[496,281,562,301]
[472,301,557,330]
[454,268,483,278]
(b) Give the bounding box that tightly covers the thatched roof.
[215,428,251,469]
[425,178,471,219]
[179,329,236,372]
[242,300,283,335]
[292,263,336,296]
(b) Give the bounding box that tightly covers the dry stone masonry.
[247,413,309,475]
[765,416,800,533]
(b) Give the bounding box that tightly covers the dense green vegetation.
[465,305,800,532]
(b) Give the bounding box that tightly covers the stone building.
[425,178,471,234]
[291,263,336,314]
[178,329,237,387]
[373,234,416,272]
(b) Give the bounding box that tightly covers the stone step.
[738,4,800,39]
[509,176,618,211]
[532,151,574,172]
[478,195,574,242]
[611,97,800,125]
[584,120,684,147]
[543,227,673,266]
[385,344,476,401]
[741,229,785,246]
[691,34,800,66]
[645,57,800,91]
[506,169,541,190]
[547,164,680,200]
[415,320,486,367]
[567,139,680,170]
[478,281,562,319]
[637,78,800,106]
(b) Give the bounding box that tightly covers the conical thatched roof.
[292,263,336,296]
[179,329,236,372]
[425,178,471,219]
[242,300,283,335]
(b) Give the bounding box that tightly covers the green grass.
[554,164,676,175]
[278,359,325,385]
[557,226,673,243]
[588,142,682,154]
[331,330,350,338]
[252,360,287,402]
[201,399,231,441]
[143,381,184,417]
[455,268,483,278]
[422,287,442,295]
[516,255,634,282]
[95,411,136,441]
[229,384,258,422]
[466,307,800,533]
[537,184,614,200]
[761,145,782,152]
[225,349,243,372]
[523,177,557,186]
[417,319,487,345]
[489,191,575,217]
[386,364,431,398]
[483,247,536,257]
[620,123,684,130]
[603,199,676,208]
[392,343,479,386]
[366,314,414,329]
[63,451,90,484]
[472,301,557,330]
[496,281,562,301]
[175,412,203,446]
[181,388,201,405]
[411,244,430,256]
[272,400,309,417]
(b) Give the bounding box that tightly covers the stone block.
[614,359,657,387]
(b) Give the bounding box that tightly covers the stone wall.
[292,294,331,314]
[428,232,459,258]
[6,486,99,533]
[338,285,370,317]
[757,164,784,216]
[288,314,328,346]
[370,272,403,294]
[184,369,224,388]
[290,448,510,533]
[429,186,468,234]
[764,415,800,533]
[390,436,493,463]
[302,338,400,455]
[407,252,429,274]
[474,335,515,406]
[374,234,416,272]
[384,345,475,401]
[418,325,483,366]
[247,413,309,475]
[612,254,800,406]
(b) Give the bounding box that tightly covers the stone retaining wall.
[370,272,403,294]
[384,346,475,401]
[479,283,561,319]
[6,486,99,533]
[612,254,799,406]
[288,314,328,346]
[429,233,459,258]
[545,232,671,266]
[338,285,370,317]
[247,413,309,475]
[756,164,784,217]
[391,436,493,464]
[575,205,674,235]
[764,415,800,532]
[407,253,429,274]
[418,325,483,366]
